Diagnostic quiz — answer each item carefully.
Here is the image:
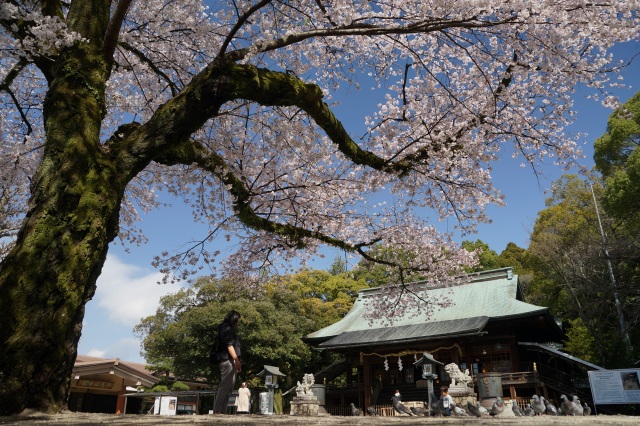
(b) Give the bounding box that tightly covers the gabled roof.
[73,355,158,387]
[305,267,557,349]
[257,365,287,377]
[319,316,490,349]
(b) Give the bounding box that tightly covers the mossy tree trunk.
[0,1,121,414]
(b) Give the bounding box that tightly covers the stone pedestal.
[450,385,476,409]
[290,396,319,416]
[449,385,473,396]
[452,394,478,408]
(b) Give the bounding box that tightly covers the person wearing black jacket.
[213,310,242,414]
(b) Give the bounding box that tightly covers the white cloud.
[85,337,144,363]
[86,348,107,358]
[94,254,184,327]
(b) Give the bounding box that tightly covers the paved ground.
[1,412,639,425]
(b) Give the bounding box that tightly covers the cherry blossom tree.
[0,0,637,414]
[0,173,25,259]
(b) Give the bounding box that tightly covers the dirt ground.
[1,412,639,425]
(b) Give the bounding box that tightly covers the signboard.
[154,396,178,415]
[76,379,114,389]
[588,369,640,405]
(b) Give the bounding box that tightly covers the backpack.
[208,325,221,365]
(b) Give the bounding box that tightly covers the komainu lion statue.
[444,363,472,387]
[295,373,315,396]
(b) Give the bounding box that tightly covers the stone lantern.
[414,353,443,413]
[257,365,286,415]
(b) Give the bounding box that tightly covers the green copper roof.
[306,267,550,348]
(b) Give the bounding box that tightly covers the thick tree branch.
[102,0,132,64]
[220,62,398,172]
[152,138,381,255]
[221,62,513,178]
[111,57,513,269]
[120,59,509,198]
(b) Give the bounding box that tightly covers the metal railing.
[535,364,590,401]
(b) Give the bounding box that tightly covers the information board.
[153,396,178,415]
[588,369,640,405]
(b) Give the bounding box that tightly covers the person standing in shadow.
[213,310,242,414]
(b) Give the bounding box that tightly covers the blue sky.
[78,42,640,364]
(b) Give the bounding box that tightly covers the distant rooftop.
[74,355,158,387]
[305,267,555,349]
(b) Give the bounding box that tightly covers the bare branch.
[218,0,273,57]
[118,42,180,96]
[225,15,518,61]
[0,59,27,93]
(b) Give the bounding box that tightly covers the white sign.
[154,396,178,415]
[588,369,640,405]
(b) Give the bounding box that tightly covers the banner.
[588,369,640,405]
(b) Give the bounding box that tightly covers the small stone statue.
[296,373,315,396]
[444,363,472,388]
[291,373,319,416]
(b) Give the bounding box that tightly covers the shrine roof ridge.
[304,267,551,345]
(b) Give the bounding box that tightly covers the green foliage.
[594,91,640,175]
[328,255,348,276]
[525,174,640,367]
[148,385,169,393]
[563,318,599,364]
[594,91,640,226]
[269,269,368,330]
[352,244,430,287]
[498,242,528,273]
[602,149,640,226]
[461,240,501,271]
[170,381,190,391]
[274,389,283,415]
[135,271,363,388]
[523,274,572,317]
[352,259,390,288]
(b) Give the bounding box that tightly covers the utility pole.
[589,183,632,352]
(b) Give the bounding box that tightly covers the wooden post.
[115,379,126,414]
[363,355,371,414]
